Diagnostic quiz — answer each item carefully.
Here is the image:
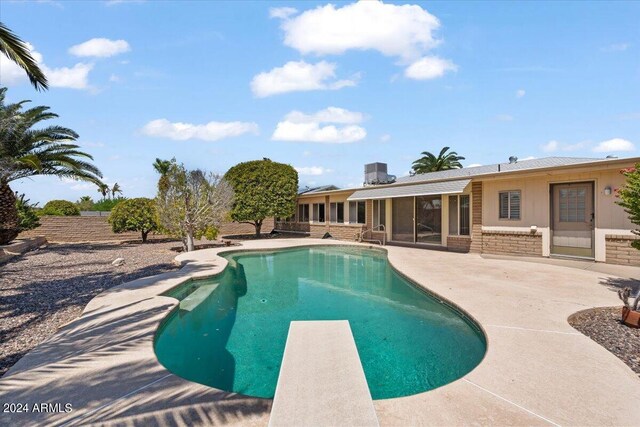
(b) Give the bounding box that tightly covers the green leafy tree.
[411,146,465,174]
[617,165,640,250]
[0,87,102,244]
[224,159,298,237]
[76,195,94,211]
[109,197,158,243]
[16,193,40,232]
[156,160,234,251]
[0,22,48,91]
[41,200,80,216]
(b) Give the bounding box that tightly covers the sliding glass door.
[392,195,443,245]
[416,196,442,244]
[392,197,414,242]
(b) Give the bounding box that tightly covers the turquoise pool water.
[154,246,486,399]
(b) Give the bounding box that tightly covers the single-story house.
[275,156,640,265]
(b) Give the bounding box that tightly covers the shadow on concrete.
[599,276,640,295]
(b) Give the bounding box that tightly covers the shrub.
[76,196,94,211]
[109,197,159,242]
[40,200,80,216]
[16,194,40,231]
[92,197,126,212]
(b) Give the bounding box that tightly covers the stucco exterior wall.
[481,167,632,230]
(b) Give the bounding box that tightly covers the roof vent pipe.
[606,155,618,159]
[509,156,518,164]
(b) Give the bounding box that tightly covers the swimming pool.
[154,245,486,400]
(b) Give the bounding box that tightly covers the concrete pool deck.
[0,238,639,426]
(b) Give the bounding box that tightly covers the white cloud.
[404,56,457,80]
[380,134,391,142]
[284,107,364,124]
[541,140,559,152]
[0,42,93,90]
[275,1,454,79]
[69,38,130,58]
[105,0,146,6]
[269,7,298,19]
[516,89,526,98]
[251,60,357,97]
[272,107,366,143]
[109,74,120,82]
[141,118,259,142]
[295,166,332,176]
[593,138,635,153]
[541,139,587,153]
[46,63,94,89]
[602,43,629,52]
[495,114,513,121]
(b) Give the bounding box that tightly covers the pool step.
[269,320,379,427]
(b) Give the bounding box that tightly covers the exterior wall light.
[604,186,612,196]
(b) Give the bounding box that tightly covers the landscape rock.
[112,257,125,266]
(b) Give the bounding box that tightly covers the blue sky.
[2,0,639,204]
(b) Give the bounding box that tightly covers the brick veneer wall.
[19,216,274,243]
[274,221,310,233]
[481,230,542,256]
[469,181,483,253]
[605,235,640,265]
[447,236,472,253]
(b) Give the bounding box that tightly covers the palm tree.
[0,22,48,91]
[97,183,110,199]
[111,182,122,198]
[0,88,102,244]
[153,158,171,175]
[411,146,465,174]
[153,158,172,193]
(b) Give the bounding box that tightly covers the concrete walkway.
[0,239,638,426]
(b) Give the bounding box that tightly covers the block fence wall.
[19,216,274,243]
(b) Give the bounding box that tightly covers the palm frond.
[0,22,48,91]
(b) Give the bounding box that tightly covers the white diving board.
[269,320,379,427]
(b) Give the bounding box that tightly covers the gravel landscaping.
[0,241,181,377]
[569,306,640,375]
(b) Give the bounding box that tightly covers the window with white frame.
[312,203,325,223]
[499,191,520,220]
[329,202,344,223]
[348,201,366,224]
[298,203,309,222]
[448,195,470,235]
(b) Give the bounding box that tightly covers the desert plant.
[16,193,40,231]
[0,87,102,244]
[40,200,80,216]
[0,22,48,90]
[109,197,158,243]
[224,158,298,237]
[156,160,233,251]
[412,147,465,174]
[618,287,640,311]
